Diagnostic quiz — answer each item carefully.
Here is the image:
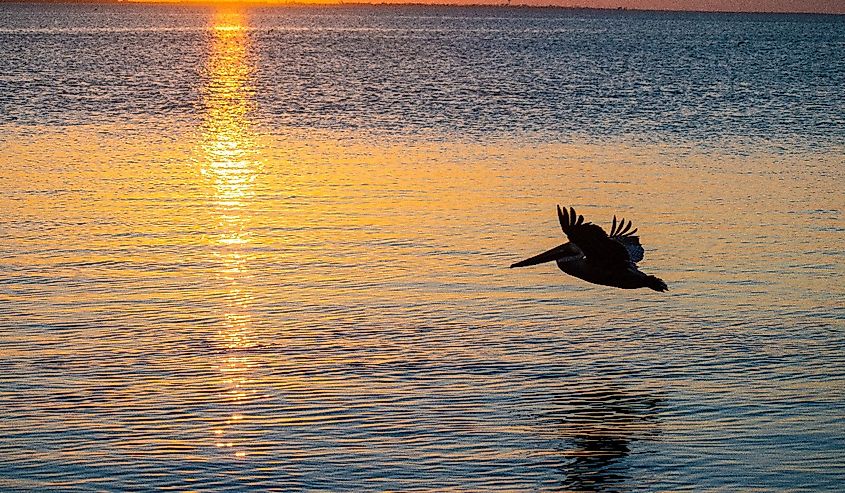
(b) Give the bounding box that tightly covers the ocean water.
[1,4,844,491]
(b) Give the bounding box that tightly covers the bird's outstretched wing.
[609,215,645,264]
[557,206,632,269]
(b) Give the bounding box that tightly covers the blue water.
[1,4,844,492]
[2,4,844,146]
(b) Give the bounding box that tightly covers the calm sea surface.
[1,3,844,491]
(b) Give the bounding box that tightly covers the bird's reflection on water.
[533,383,661,491]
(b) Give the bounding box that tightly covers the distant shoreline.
[3,0,844,16]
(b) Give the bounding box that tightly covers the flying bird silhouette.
[511,206,668,292]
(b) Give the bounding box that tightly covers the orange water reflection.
[200,8,259,459]
[2,114,842,481]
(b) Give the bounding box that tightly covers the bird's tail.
[646,275,668,292]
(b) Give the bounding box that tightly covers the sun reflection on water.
[202,9,258,241]
[200,8,260,459]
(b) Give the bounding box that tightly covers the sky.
[375,0,844,13]
[524,1,845,13]
[126,0,845,14]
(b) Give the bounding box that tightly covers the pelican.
[511,206,668,292]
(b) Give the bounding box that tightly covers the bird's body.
[511,206,668,292]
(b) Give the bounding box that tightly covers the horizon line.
[8,0,845,15]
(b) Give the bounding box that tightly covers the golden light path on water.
[200,9,259,459]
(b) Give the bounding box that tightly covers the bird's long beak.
[510,243,570,268]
